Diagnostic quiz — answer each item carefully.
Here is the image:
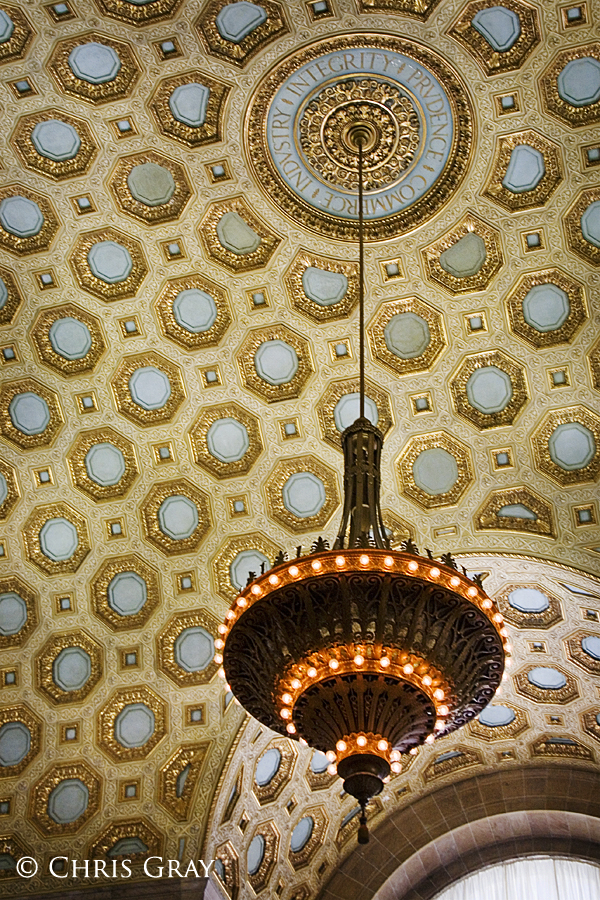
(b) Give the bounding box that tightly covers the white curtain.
[433,856,600,900]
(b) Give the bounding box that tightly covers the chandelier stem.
[358,141,365,421]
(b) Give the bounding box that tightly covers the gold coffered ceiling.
[0,0,599,896]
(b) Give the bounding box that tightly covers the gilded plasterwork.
[530,735,593,761]
[476,487,555,537]
[450,350,528,430]
[469,705,528,742]
[70,227,147,301]
[215,841,239,900]
[540,44,600,128]
[566,631,600,676]
[29,762,102,837]
[157,610,219,687]
[67,427,138,502]
[0,577,37,649]
[22,501,91,575]
[288,806,328,870]
[590,338,600,393]
[35,630,103,705]
[582,710,600,745]
[111,352,185,426]
[0,835,31,880]
[247,819,279,894]
[213,533,281,603]
[265,455,340,534]
[155,274,231,350]
[97,686,167,762]
[317,377,393,450]
[423,746,482,782]
[483,130,562,211]
[93,0,183,26]
[564,187,600,267]
[253,739,297,806]
[189,402,262,479]
[0,185,59,256]
[506,269,587,349]
[46,34,140,104]
[495,582,563,630]
[284,251,359,323]
[88,817,163,860]
[140,478,211,555]
[368,296,446,376]
[149,71,231,148]
[0,4,33,63]
[109,150,192,224]
[0,459,19,520]
[198,197,281,273]
[514,667,578,704]
[396,431,473,510]
[158,743,209,821]
[0,705,41,777]
[422,213,503,294]
[359,0,441,20]
[448,0,540,75]
[195,0,288,68]
[12,109,97,181]
[30,303,106,376]
[531,406,600,487]
[0,265,22,326]
[236,325,313,403]
[0,377,63,450]
[91,554,160,631]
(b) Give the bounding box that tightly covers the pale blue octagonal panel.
[207,418,250,463]
[107,571,147,616]
[0,196,44,238]
[581,200,600,248]
[169,83,210,127]
[52,646,92,692]
[0,10,14,43]
[466,366,513,414]
[127,163,175,207]
[39,518,79,562]
[471,6,521,52]
[527,666,566,689]
[502,145,545,193]
[114,703,155,748]
[247,834,265,876]
[302,267,348,306]
[229,549,270,591]
[508,587,550,612]
[412,448,459,496]
[157,495,199,539]
[85,443,126,486]
[582,635,600,660]
[216,2,267,43]
[334,393,379,432]
[216,211,261,255]
[128,366,171,410]
[384,312,431,359]
[291,816,314,853]
[254,339,299,385]
[311,750,329,773]
[173,288,217,333]
[0,592,27,636]
[522,284,569,333]
[174,626,214,672]
[9,392,50,435]
[439,232,486,278]
[47,778,89,824]
[548,422,596,471]
[498,503,537,520]
[68,43,121,84]
[282,472,326,518]
[108,838,148,858]
[87,241,133,284]
[31,120,81,162]
[49,317,92,360]
[478,705,516,727]
[557,57,600,107]
[0,721,31,767]
[0,276,7,310]
[0,472,6,505]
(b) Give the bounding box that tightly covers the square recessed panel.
[1,345,17,362]
[200,366,221,387]
[583,144,600,168]
[561,2,587,27]
[120,780,140,801]
[119,317,140,337]
[465,312,487,334]
[495,92,520,115]
[380,258,404,281]
[410,393,433,415]
[161,239,186,261]
[10,79,37,97]
[491,447,514,469]
[0,800,10,815]
[247,288,270,309]
[522,230,544,252]
[72,195,95,215]
[279,417,301,440]
[575,505,596,526]
[185,704,206,726]
[2,669,17,687]
[155,37,182,60]
[34,467,53,486]
[178,572,195,591]
[76,392,98,413]
[36,270,56,289]
[307,0,333,19]
[227,495,249,517]
[107,519,125,539]
[110,118,137,139]
[548,367,570,388]
[46,2,76,21]
[207,161,232,183]
[56,594,73,613]
[328,339,353,362]
[61,724,79,742]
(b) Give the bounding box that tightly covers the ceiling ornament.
[88,817,163,865]
[0,265,22,326]
[531,406,600,486]
[46,34,140,104]
[157,610,219,686]
[422,211,503,293]
[483,129,562,211]
[199,196,281,272]
[423,746,482,782]
[195,0,288,68]
[189,401,263,479]
[367,296,446,375]
[70,227,147,300]
[514,665,578,704]
[246,34,472,240]
[0,377,63,450]
[67,427,138,502]
[0,704,42,778]
[264,454,340,533]
[31,303,106,376]
[35,630,103,705]
[0,459,19,521]
[495,583,563,630]
[155,274,231,350]
[0,186,59,256]
[236,324,313,402]
[246,820,279,894]
[12,109,97,181]
[140,478,211,555]
[30,761,102,836]
[316,376,392,449]
[22,502,90,575]
[150,70,231,148]
[288,807,328,870]
[109,150,192,224]
[540,43,600,128]
[450,349,528,429]
[92,0,184,26]
[0,577,38,650]
[396,430,473,509]
[97,686,167,762]
[91,554,160,632]
[222,133,507,845]
[531,735,593,762]
[284,250,359,323]
[476,486,555,537]
[111,351,185,426]
[505,268,586,348]
[590,338,600,392]
[358,0,440,21]
[0,5,32,64]
[564,186,600,266]
[448,0,540,75]
[468,702,528,741]
[212,532,281,603]
[253,739,296,806]
[158,743,210,821]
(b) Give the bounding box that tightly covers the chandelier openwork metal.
[218,126,508,843]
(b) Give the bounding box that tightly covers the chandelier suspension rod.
[358,139,365,421]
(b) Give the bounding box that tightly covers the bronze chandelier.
[217,125,508,843]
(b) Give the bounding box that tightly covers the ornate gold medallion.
[246,34,472,240]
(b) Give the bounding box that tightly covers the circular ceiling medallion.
[246,34,472,241]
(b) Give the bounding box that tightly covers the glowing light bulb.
[505,643,512,653]
[326,750,336,762]
[482,599,493,609]
[467,586,478,597]
[391,762,402,774]
[269,574,279,585]
[226,610,235,620]
[357,736,367,747]
[422,675,432,686]
[502,672,509,681]
[360,555,370,566]
[299,738,307,746]
[218,624,227,634]
[282,693,292,705]
[382,775,391,783]
[408,561,418,572]
[329,659,339,670]
[335,556,345,567]
[336,740,347,752]
[390,750,401,762]
[384,557,394,567]
[214,653,223,665]
[311,560,322,571]
[215,639,224,650]
[434,688,444,700]
[289,566,299,577]
[280,708,291,719]
[377,740,388,751]
[307,667,317,678]
[438,705,449,716]
[430,567,440,578]
[435,720,445,731]
[505,659,512,668]
[403,664,414,675]
[493,613,503,623]
[327,764,337,775]
[409,748,418,755]
[425,734,435,744]
[500,627,509,637]
[237,597,247,607]
[218,668,225,679]
[291,679,302,690]
[251,585,262,596]
[380,656,390,668]
[354,654,364,666]
[286,723,296,734]
[450,576,460,587]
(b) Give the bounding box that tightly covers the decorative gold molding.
[35,629,103,705]
[247,819,279,894]
[157,610,220,687]
[423,746,482,782]
[288,806,328,870]
[67,426,138,502]
[22,501,91,575]
[566,630,600,675]
[396,431,473,509]
[30,303,106,376]
[111,351,185,426]
[109,150,192,224]
[0,704,42,777]
[70,226,147,301]
[564,186,600,267]
[0,577,38,649]
[140,478,211,555]
[495,582,563,629]
[0,377,63,450]
[316,377,393,450]
[476,487,555,537]
[284,250,359,323]
[0,459,19,521]
[12,109,97,181]
[195,0,288,68]
[540,43,600,128]
[0,833,32,880]
[149,70,231,148]
[0,265,22,326]
[483,130,562,211]
[265,454,339,534]
[92,0,183,25]
[91,554,160,632]
[468,704,529,742]
[368,296,446,376]
[46,33,140,105]
[236,324,313,403]
[448,0,540,75]
[253,738,297,806]
[97,686,167,762]
[213,532,281,603]
[155,273,231,351]
[0,185,59,256]
[450,350,528,430]
[506,268,586,348]
[30,761,101,836]
[422,212,503,295]
[514,667,578,704]
[0,4,33,64]
[198,196,281,273]
[88,817,163,861]
[359,0,441,20]
[530,734,593,761]
[158,743,210,821]
[189,402,262,479]
[531,406,600,486]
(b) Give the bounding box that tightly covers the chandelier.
[217,124,508,843]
